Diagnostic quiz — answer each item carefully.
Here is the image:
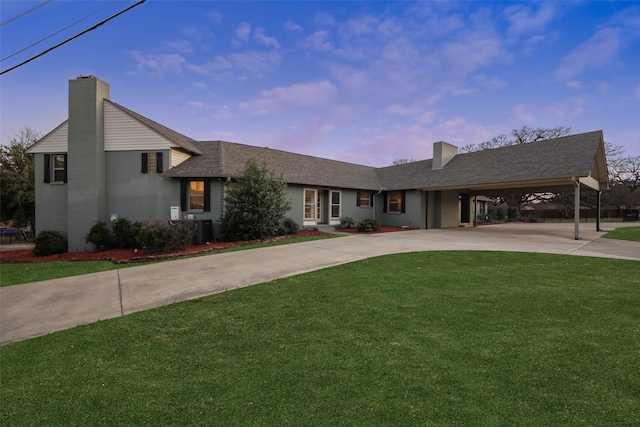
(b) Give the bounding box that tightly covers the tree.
[219,159,292,241]
[391,158,418,166]
[0,126,38,226]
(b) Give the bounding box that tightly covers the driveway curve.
[2,223,638,345]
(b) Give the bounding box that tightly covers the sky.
[1,0,639,167]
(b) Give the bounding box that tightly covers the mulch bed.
[0,226,414,264]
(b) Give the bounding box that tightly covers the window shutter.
[43,154,51,183]
[141,153,148,173]
[401,191,406,213]
[63,154,68,183]
[156,152,163,173]
[370,192,374,208]
[204,180,211,212]
[383,193,388,213]
[356,192,361,207]
[180,180,187,211]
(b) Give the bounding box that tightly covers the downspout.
[373,188,385,220]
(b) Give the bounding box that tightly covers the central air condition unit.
[192,219,213,245]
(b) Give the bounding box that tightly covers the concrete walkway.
[1,223,638,345]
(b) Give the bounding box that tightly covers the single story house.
[27,76,609,251]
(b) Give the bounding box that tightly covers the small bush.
[33,230,68,256]
[507,207,519,222]
[138,219,192,254]
[85,221,111,251]
[357,218,381,232]
[112,218,139,249]
[279,218,299,235]
[340,216,355,228]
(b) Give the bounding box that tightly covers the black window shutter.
[156,152,163,173]
[43,154,51,183]
[370,192,374,207]
[383,193,388,213]
[180,180,187,211]
[141,153,148,173]
[204,180,211,212]
[63,154,68,183]
[356,191,361,206]
[401,191,406,213]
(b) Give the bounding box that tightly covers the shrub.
[357,218,381,232]
[279,218,299,235]
[85,221,111,251]
[219,159,291,241]
[507,207,519,222]
[112,218,140,249]
[33,230,68,256]
[138,219,192,254]
[340,216,355,228]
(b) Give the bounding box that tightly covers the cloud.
[130,51,186,76]
[305,31,334,51]
[234,22,251,44]
[254,28,280,48]
[503,3,558,36]
[166,40,193,55]
[567,81,582,89]
[186,51,281,78]
[556,28,621,81]
[513,104,536,123]
[238,81,338,115]
[208,12,222,23]
[285,21,303,32]
[634,84,640,100]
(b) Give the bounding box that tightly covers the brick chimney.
[432,141,458,170]
[67,75,110,251]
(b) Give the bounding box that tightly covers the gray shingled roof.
[107,100,202,155]
[161,141,382,190]
[375,130,605,191]
[159,124,604,192]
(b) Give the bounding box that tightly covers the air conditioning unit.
[192,219,213,244]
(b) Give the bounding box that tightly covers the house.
[27,76,609,251]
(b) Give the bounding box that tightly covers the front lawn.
[1,252,639,425]
[604,225,640,242]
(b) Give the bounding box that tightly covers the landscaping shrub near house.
[112,218,143,249]
[85,221,111,251]
[340,216,355,228]
[32,230,68,256]
[357,218,381,232]
[138,219,192,254]
[279,218,299,235]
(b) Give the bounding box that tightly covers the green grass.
[604,226,640,242]
[1,252,639,426]
[0,235,337,287]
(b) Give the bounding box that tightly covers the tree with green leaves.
[219,159,292,241]
[0,126,38,226]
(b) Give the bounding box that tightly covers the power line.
[0,0,146,76]
[1,0,118,63]
[0,0,53,28]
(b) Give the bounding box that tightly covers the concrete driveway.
[1,222,639,346]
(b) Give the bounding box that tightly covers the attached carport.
[413,130,609,240]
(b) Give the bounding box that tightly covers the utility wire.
[0,0,54,28]
[0,0,146,76]
[2,0,118,63]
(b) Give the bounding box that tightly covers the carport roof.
[375,130,608,193]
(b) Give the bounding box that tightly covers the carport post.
[574,180,581,240]
[596,191,602,232]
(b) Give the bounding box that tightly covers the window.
[43,153,67,184]
[180,179,210,212]
[330,191,341,219]
[304,189,316,220]
[189,181,205,210]
[357,191,372,207]
[385,191,405,213]
[141,152,163,173]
